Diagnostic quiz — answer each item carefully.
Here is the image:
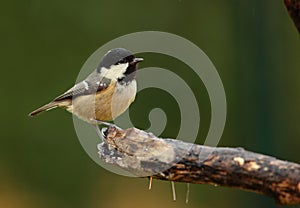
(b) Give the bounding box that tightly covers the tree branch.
[97,127,300,206]
[284,0,300,33]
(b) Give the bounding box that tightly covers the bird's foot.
[94,125,107,141]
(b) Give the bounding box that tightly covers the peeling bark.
[98,127,300,205]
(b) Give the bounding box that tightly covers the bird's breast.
[70,80,137,123]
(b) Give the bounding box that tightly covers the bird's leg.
[91,119,122,130]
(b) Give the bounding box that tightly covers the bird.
[29,48,143,133]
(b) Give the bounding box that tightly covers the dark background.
[1,0,300,208]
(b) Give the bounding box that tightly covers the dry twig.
[284,0,300,33]
[97,127,300,206]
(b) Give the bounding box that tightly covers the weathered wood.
[97,127,300,205]
[284,0,300,33]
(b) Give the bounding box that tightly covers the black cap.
[97,48,133,71]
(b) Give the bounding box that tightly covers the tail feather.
[29,102,59,117]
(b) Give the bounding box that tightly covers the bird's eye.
[116,58,127,65]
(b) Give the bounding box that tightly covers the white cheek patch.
[100,63,128,80]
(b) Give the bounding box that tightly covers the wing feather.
[54,76,111,101]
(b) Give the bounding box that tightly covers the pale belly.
[67,80,137,124]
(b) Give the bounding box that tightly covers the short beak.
[133,57,144,63]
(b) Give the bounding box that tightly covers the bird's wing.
[53,75,111,101]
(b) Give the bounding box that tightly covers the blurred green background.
[1,0,300,208]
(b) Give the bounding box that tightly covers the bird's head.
[97,48,143,82]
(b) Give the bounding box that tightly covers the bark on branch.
[97,127,300,205]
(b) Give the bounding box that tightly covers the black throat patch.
[118,64,137,84]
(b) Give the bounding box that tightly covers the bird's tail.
[29,102,60,117]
